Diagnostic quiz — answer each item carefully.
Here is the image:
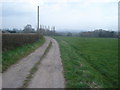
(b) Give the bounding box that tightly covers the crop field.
[53,36,118,88]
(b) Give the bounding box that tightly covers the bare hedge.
[2,33,43,51]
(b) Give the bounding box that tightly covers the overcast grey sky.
[0,0,118,31]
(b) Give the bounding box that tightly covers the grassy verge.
[2,37,45,72]
[53,36,118,88]
[21,41,52,88]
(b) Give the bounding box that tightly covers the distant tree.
[9,30,16,33]
[13,28,18,31]
[67,32,72,36]
[53,26,55,31]
[23,24,35,33]
[11,28,18,33]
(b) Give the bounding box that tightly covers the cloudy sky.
[0,0,119,31]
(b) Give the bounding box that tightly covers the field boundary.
[2,33,43,51]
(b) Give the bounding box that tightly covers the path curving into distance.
[28,37,65,88]
[2,37,65,88]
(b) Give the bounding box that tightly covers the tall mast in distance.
[37,6,39,32]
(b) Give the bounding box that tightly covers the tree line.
[57,29,118,38]
[79,29,118,38]
[1,25,119,38]
[1,24,59,36]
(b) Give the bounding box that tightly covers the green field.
[53,36,118,88]
[2,37,45,72]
